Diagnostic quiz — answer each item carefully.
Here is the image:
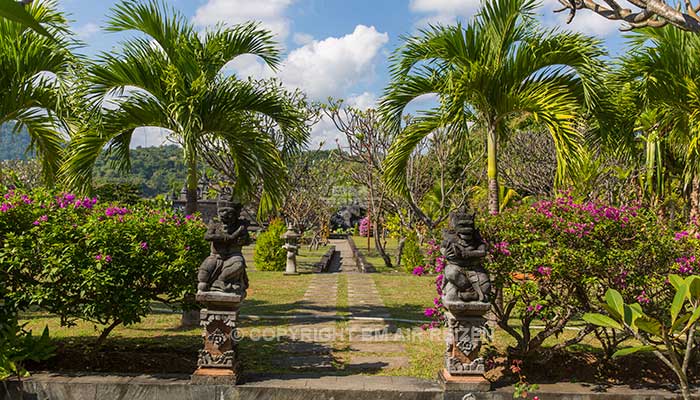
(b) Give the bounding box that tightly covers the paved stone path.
[272,239,410,374]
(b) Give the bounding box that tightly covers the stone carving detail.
[441,208,491,305]
[440,207,492,376]
[197,199,251,297]
[197,350,237,367]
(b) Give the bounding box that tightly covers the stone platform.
[2,373,698,400]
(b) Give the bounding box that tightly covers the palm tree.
[379,0,605,214]
[616,27,700,220]
[62,0,307,215]
[0,0,73,181]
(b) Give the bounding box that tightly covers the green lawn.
[350,236,402,273]
[373,273,436,321]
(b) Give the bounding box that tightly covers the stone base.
[284,272,299,275]
[438,369,491,393]
[191,367,240,385]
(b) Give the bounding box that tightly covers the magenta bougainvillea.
[359,216,371,237]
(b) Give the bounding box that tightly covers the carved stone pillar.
[191,292,242,384]
[282,225,300,275]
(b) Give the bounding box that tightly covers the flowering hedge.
[479,195,682,357]
[0,187,208,345]
[417,195,689,358]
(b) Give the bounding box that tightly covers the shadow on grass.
[26,335,390,378]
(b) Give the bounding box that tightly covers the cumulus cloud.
[292,32,314,46]
[75,22,100,40]
[278,25,389,100]
[229,25,389,101]
[130,127,173,148]
[193,0,294,41]
[347,91,378,110]
[409,0,481,27]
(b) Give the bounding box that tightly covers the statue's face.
[218,207,238,223]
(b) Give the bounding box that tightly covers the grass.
[350,236,401,273]
[336,273,349,317]
[372,273,436,321]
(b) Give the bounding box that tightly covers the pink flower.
[537,266,552,277]
[40,215,48,222]
[424,308,436,317]
[140,242,148,250]
[674,231,689,241]
[104,255,112,263]
[32,220,40,226]
[412,266,425,276]
[95,254,103,261]
[0,203,13,212]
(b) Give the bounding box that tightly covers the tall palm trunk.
[185,150,198,215]
[487,124,499,215]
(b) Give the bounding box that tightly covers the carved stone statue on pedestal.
[438,208,492,392]
[192,198,250,384]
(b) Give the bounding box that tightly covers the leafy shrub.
[0,309,55,380]
[254,218,287,271]
[479,195,681,358]
[584,275,700,400]
[400,236,425,273]
[0,187,208,346]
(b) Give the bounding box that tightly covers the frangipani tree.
[379,0,605,214]
[62,0,307,214]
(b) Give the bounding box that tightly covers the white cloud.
[75,22,99,40]
[229,25,388,101]
[293,32,314,46]
[310,115,346,150]
[409,0,480,28]
[130,127,173,148]
[347,91,377,110]
[193,0,294,41]
[278,25,389,100]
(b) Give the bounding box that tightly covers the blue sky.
[58,0,630,148]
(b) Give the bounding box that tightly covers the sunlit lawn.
[350,236,401,273]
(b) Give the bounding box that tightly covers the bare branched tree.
[555,0,700,32]
[325,100,475,269]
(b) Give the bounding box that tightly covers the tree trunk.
[487,125,499,215]
[185,152,199,215]
[395,236,406,268]
[373,220,392,269]
[94,319,121,350]
[690,176,700,225]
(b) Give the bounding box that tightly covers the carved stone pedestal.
[191,292,243,385]
[443,305,491,376]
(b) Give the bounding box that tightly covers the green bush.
[401,236,424,273]
[254,218,287,271]
[0,187,208,346]
[479,195,681,358]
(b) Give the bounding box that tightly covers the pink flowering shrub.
[479,194,682,358]
[359,216,371,237]
[0,187,208,345]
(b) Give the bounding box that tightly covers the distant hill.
[0,124,32,160]
[94,145,186,198]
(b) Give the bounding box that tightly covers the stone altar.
[192,198,250,384]
[439,208,492,391]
